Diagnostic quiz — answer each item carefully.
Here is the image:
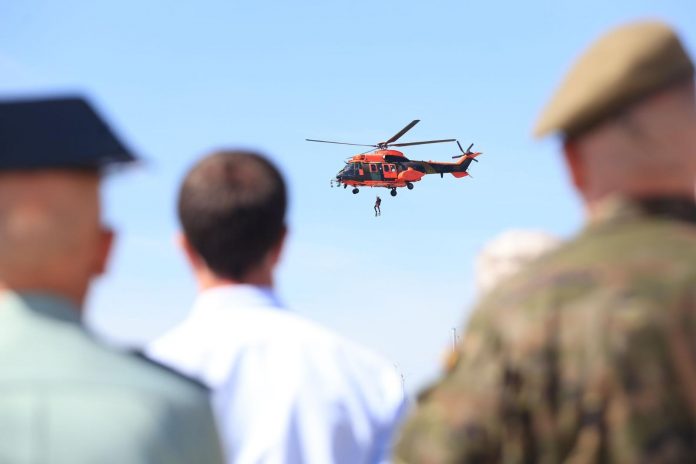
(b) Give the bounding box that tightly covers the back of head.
[178,150,287,281]
[573,79,696,201]
[534,21,696,206]
[0,96,136,305]
[0,172,103,300]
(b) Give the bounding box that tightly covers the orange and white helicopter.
[306,120,481,196]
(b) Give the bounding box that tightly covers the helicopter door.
[382,164,397,180]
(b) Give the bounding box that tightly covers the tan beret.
[534,21,694,138]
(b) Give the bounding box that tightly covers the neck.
[0,281,86,314]
[585,191,696,222]
[583,181,696,220]
[197,267,274,292]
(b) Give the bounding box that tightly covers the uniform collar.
[0,290,81,324]
[194,284,284,313]
[590,195,696,226]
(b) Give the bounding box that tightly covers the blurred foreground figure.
[147,151,406,464]
[395,21,696,463]
[475,229,561,297]
[443,230,561,373]
[0,97,223,463]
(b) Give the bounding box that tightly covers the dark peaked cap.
[0,96,137,170]
[534,21,695,138]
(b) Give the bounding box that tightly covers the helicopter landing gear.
[406,182,414,190]
[352,188,359,194]
[390,189,397,197]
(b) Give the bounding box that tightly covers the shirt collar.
[590,195,696,227]
[193,284,284,313]
[0,290,81,325]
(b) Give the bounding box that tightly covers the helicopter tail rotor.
[452,141,480,161]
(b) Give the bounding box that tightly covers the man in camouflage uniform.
[394,21,696,463]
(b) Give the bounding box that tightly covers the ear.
[268,225,288,267]
[94,227,114,276]
[177,232,206,271]
[563,139,585,192]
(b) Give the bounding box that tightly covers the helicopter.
[306,120,481,196]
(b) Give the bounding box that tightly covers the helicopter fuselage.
[306,120,481,195]
[335,149,474,190]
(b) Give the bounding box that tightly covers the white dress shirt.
[146,285,407,464]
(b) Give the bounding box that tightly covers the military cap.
[0,96,137,170]
[534,21,694,138]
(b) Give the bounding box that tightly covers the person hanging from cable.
[374,195,381,216]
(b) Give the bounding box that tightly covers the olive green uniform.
[0,292,224,463]
[395,197,696,463]
[395,20,696,464]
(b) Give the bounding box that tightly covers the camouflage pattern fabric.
[395,196,696,463]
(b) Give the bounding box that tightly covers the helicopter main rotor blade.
[384,120,420,145]
[305,139,376,147]
[390,139,457,147]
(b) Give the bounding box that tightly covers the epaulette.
[130,350,211,392]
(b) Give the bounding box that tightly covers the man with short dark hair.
[148,150,406,464]
[394,21,696,462]
[177,151,287,284]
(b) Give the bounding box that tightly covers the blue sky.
[1,0,694,391]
